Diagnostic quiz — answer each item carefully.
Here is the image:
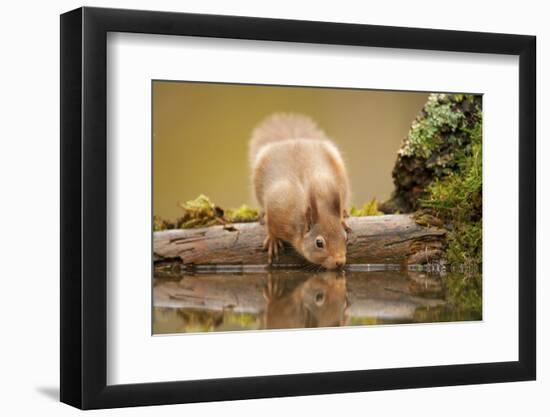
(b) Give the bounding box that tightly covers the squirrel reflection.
[263,271,349,329]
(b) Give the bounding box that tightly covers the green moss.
[154,195,259,230]
[420,108,482,266]
[153,215,166,231]
[175,194,225,229]
[444,222,482,267]
[224,205,259,223]
[412,210,443,228]
[349,199,384,216]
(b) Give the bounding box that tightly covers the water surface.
[153,266,481,334]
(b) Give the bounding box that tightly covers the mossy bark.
[381,94,482,213]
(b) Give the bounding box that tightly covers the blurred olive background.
[153,81,428,220]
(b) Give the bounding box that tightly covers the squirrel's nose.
[335,261,345,269]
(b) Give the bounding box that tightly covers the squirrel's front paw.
[263,235,283,264]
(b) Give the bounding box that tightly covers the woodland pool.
[153,265,482,334]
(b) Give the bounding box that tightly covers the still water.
[153,266,482,334]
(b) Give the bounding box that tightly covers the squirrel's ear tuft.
[305,207,312,232]
[332,192,342,216]
[305,193,319,231]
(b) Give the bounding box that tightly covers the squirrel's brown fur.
[249,113,351,269]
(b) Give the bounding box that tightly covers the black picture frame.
[60,6,536,410]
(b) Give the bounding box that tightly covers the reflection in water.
[264,271,348,329]
[153,267,482,334]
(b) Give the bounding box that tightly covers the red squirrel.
[249,113,351,269]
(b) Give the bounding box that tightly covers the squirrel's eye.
[315,237,325,249]
[315,292,325,305]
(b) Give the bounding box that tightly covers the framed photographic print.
[60,6,536,409]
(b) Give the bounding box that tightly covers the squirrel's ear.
[332,192,342,216]
[305,193,319,231]
[305,206,312,232]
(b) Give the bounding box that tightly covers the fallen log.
[154,214,446,266]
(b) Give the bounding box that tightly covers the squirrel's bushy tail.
[249,113,328,165]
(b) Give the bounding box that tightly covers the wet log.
[154,214,446,266]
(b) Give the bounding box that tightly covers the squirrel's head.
[300,191,349,270]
